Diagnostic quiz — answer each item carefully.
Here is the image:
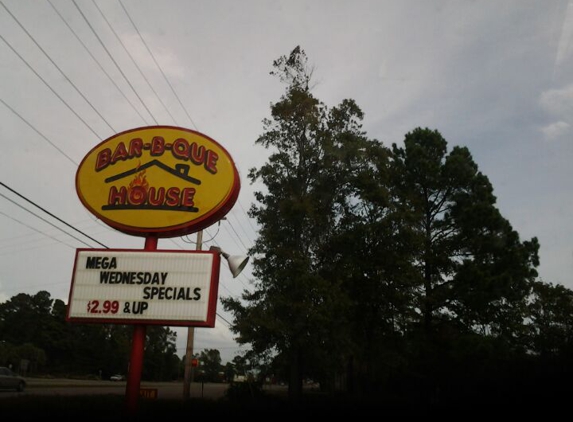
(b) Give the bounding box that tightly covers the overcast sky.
[0,0,572,364]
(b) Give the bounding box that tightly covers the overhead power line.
[0,31,102,139]
[1,1,116,134]
[46,0,150,125]
[0,98,78,166]
[91,0,178,125]
[0,181,108,249]
[0,2,256,299]
[0,208,78,251]
[72,0,158,125]
[0,191,93,248]
[119,0,198,130]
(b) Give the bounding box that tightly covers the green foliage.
[526,280,573,357]
[223,379,267,404]
[0,291,181,380]
[390,127,540,342]
[195,348,223,382]
[223,46,573,404]
[224,45,378,400]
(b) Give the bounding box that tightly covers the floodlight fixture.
[209,246,249,278]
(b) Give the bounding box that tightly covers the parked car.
[0,366,26,392]
[110,374,125,381]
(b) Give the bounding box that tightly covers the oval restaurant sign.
[76,126,240,237]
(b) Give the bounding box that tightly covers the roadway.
[0,378,234,400]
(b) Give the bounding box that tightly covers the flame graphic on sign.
[127,164,149,193]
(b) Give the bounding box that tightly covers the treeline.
[221,46,573,407]
[0,290,184,381]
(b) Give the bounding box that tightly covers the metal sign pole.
[183,230,203,399]
[125,235,157,415]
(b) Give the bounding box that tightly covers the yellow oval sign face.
[76,126,240,238]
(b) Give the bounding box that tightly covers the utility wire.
[0,98,78,166]
[0,182,108,249]
[1,2,254,297]
[227,219,251,251]
[119,0,198,130]
[0,208,78,251]
[227,212,255,249]
[46,0,150,125]
[238,199,259,234]
[0,192,94,248]
[92,0,178,125]
[217,312,233,327]
[119,0,256,245]
[0,1,116,134]
[120,2,256,244]
[72,0,158,124]
[0,32,102,139]
[0,4,253,343]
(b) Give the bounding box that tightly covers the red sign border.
[75,126,241,238]
[65,248,221,327]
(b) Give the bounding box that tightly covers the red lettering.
[167,137,218,175]
[151,136,165,156]
[147,187,165,206]
[108,186,127,205]
[181,188,195,207]
[172,138,189,160]
[111,142,128,163]
[190,143,206,165]
[95,141,144,172]
[128,138,143,158]
[205,150,218,174]
[165,187,180,206]
[107,185,196,209]
[96,148,111,171]
[128,186,146,205]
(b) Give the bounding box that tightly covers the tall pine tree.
[222,46,375,400]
